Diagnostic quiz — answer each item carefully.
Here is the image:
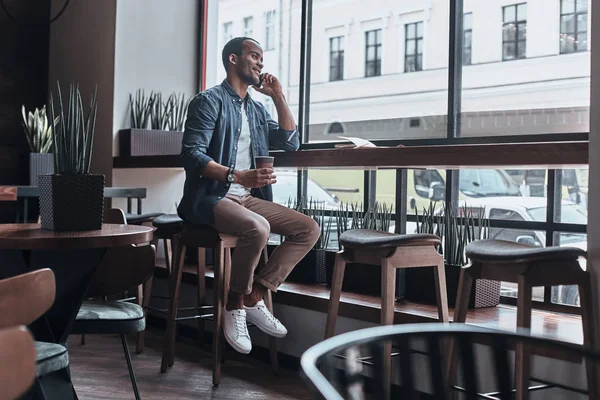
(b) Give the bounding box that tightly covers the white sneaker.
[222,307,252,354]
[244,300,288,338]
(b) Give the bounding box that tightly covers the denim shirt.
[177,80,299,225]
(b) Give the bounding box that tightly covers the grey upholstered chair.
[0,268,64,399]
[71,208,155,400]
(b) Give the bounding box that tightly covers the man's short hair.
[222,37,260,71]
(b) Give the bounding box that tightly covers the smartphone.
[258,74,264,88]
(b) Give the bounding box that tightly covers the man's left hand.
[253,73,283,98]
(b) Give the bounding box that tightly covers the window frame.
[200,0,589,316]
[265,10,276,51]
[560,0,588,53]
[243,16,253,37]
[222,21,233,44]
[502,3,527,61]
[404,21,424,72]
[329,36,344,81]
[463,12,472,65]
[364,29,382,78]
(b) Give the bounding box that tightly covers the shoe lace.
[258,304,281,326]
[234,311,250,339]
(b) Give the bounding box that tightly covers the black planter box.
[267,246,333,285]
[404,264,500,308]
[119,128,183,156]
[325,260,384,297]
[38,174,105,231]
[29,153,54,186]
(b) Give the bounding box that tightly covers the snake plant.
[129,89,154,129]
[21,105,58,153]
[415,202,490,266]
[129,90,189,131]
[49,82,98,174]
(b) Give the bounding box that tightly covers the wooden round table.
[0,223,154,400]
[0,223,154,249]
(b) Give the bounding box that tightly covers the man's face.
[231,40,264,86]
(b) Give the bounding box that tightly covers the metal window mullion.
[364,170,376,210]
[297,0,312,199]
[543,169,561,305]
[395,169,408,299]
[298,0,312,145]
[447,0,463,139]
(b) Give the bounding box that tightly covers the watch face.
[228,173,235,183]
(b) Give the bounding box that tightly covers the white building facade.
[208,0,591,141]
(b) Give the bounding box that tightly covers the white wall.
[111,0,199,216]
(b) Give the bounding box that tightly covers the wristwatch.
[226,168,236,183]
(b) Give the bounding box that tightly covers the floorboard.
[68,330,312,400]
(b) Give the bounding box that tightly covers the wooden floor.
[68,331,312,400]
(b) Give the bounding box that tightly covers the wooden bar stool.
[325,229,449,399]
[125,212,165,226]
[447,239,597,400]
[160,223,279,386]
[149,214,211,352]
[325,229,449,340]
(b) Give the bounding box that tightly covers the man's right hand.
[235,168,277,188]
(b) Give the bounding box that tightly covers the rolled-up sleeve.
[180,93,219,175]
[265,108,299,151]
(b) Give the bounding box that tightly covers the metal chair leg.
[120,335,141,400]
[34,378,48,400]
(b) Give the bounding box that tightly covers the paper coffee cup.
[255,156,274,169]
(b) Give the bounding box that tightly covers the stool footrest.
[175,314,213,322]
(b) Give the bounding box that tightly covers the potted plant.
[404,202,500,308]
[38,82,104,231]
[118,90,190,156]
[21,105,58,186]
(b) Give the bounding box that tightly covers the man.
[178,37,319,354]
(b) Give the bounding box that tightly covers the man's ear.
[229,53,237,65]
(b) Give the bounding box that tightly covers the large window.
[243,16,253,37]
[265,10,276,51]
[329,36,344,81]
[560,0,588,53]
[365,29,382,77]
[405,22,424,72]
[204,0,590,315]
[463,13,472,65]
[502,3,527,61]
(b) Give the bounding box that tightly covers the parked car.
[270,170,341,248]
[449,196,587,306]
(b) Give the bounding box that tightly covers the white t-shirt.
[227,103,252,197]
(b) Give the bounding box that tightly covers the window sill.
[154,260,583,350]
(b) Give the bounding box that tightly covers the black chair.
[300,323,600,400]
[71,210,156,400]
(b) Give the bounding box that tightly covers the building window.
[265,10,276,50]
[502,3,527,61]
[404,22,424,72]
[560,0,588,53]
[243,16,253,37]
[463,13,472,65]
[365,29,382,77]
[223,22,233,44]
[329,36,344,81]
